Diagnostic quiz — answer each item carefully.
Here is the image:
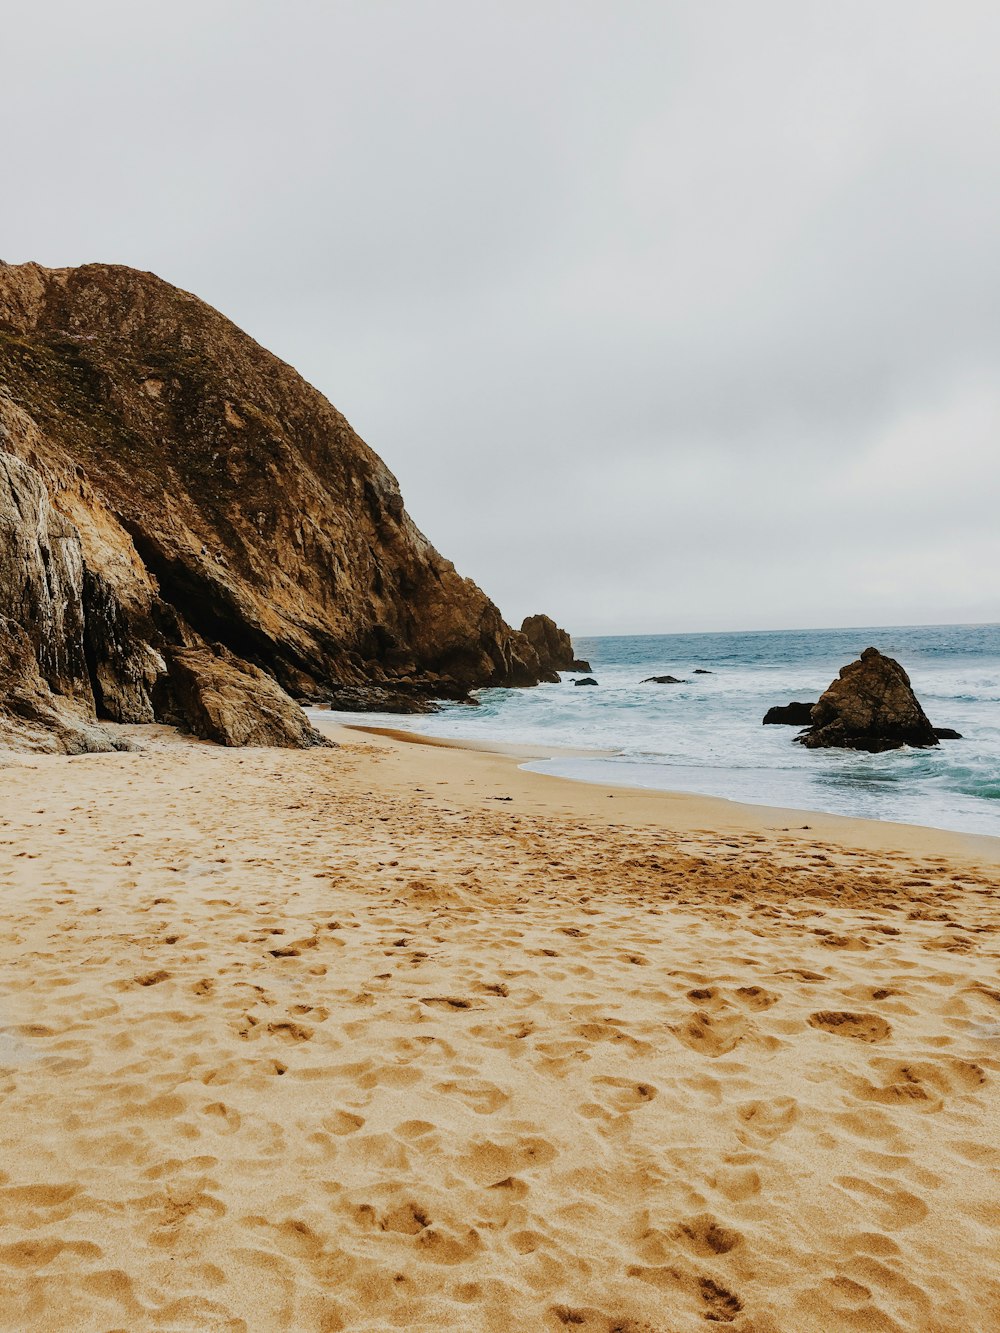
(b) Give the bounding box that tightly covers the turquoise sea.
[319,624,1000,837]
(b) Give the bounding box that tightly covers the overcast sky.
[4,1,999,635]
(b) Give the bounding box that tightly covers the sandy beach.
[1,722,998,1332]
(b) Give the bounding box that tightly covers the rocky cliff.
[0,261,547,750]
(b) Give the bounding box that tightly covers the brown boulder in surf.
[796,647,939,752]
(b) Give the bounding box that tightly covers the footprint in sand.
[433,1079,509,1114]
[394,1119,439,1144]
[592,1077,658,1113]
[808,1011,892,1042]
[202,1102,242,1134]
[625,1263,744,1324]
[776,968,828,983]
[0,1183,79,1213]
[733,985,780,1011]
[457,1136,557,1185]
[834,1175,930,1229]
[0,1238,103,1270]
[322,1110,365,1135]
[379,1200,432,1233]
[735,1096,800,1143]
[709,1160,762,1202]
[673,1010,748,1057]
[549,1303,650,1330]
[268,935,318,959]
[675,1212,744,1256]
[846,1057,986,1111]
[265,1020,314,1043]
[413,1223,482,1264]
[685,986,726,1007]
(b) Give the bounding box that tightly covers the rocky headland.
[0,261,572,751]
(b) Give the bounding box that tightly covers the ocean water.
[321,624,1000,837]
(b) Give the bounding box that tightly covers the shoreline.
[333,720,1000,867]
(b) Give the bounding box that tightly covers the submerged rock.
[763,701,816,726]
[796,648,939,752]
[642,675,684,685]
[573,677,598,687]
[693,668,713,674]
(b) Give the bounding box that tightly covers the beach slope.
[0,725,997,1331]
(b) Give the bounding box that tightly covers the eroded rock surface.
[167,647,331,749]
[0,616,127,754]
[519,614,589,677]
[0,260,548,749]
[796,648,939,752]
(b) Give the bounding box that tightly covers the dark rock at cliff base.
[0,260,549,751]
[167,646,332,748]
[796,648,938,752]
[573,677,598,687]
[0,615,130,754]
[934,727,963,740]
[319,684,439,714]
[642,675,684,685]
[520,614,586,679]
[763,701,816,726]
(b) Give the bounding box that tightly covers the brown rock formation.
[0,260,547,749]
[796,648,939,752]
[0,615,129,754]
[520,614,589,676]
[166,646,330,748]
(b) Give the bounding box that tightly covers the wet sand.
[0,722,997,1332]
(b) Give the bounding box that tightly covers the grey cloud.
[4,0,998,634]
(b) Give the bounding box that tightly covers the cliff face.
[0,261,544,749]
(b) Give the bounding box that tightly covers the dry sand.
[0,721,998,1332]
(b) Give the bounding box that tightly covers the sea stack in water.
[520,614,590,674]
[796,647,939,752]
[0,261,552,751]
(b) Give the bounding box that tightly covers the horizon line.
[570,619,1000,641]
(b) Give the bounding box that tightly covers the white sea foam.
[314,624,1000,836]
